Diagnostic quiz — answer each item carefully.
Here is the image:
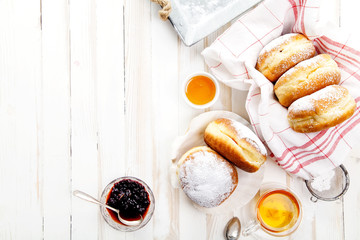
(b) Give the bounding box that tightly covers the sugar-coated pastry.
[204,118,267,173]
[288,85,356,133]
[256,33,316,82]
[274,54,341,107]
[177,146,238,208]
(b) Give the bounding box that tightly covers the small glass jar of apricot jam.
[182,72,220,109]
[100,176,155,232]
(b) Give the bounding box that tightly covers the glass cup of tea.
[100,176,155,232]
[242,183,303,237]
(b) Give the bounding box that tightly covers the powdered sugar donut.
[288,85,356,133]
[177,146,238,208]
[256,33,316,82]
[274,54,341,107]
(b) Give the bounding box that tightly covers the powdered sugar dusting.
[226,118,267,155]
[310,170,335,192]
[289,97,315,112]
[295,54,323,68]
[289,85,344,113]
[281,55,322,78]
[259,33,298,56]
[281,54,335,79]
[177,0,236,25]
[178,150,236,208]
[274,48,314,73]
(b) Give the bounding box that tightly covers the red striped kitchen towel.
[202,0,360,180]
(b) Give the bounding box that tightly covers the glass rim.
[255,183,303,237]
[100,176,155,232]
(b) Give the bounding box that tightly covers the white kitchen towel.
[202,0,360,180]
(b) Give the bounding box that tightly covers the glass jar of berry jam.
[100,176,155,231]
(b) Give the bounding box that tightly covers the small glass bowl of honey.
[182,72,220,109]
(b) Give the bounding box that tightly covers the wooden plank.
[343,147,360,240]
[0,0,43,239]
[41,0,72,239]
[176,38,208,240]
[312,200,344,240]
[339,1,360,239]
[149,2,180,240]
[122,0,154,238]
[69,0,100,239]
[205,24,233,114]
[93,0,126,239]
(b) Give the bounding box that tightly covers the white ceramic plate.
[171,110,266,214]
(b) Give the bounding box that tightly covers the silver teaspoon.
[73,190,143,226]
[225,217,241,240]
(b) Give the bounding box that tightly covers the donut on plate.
[177,146,238,208]
[204,118,267,173]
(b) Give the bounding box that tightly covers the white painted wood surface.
[0,0,359,239]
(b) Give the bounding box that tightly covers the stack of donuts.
[256,33,356,133]
[177,118,267,208]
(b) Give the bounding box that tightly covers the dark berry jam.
[106,179,150,224]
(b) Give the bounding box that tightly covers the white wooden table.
[0,0,359,239]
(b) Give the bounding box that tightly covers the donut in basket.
[256,33,356,133]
